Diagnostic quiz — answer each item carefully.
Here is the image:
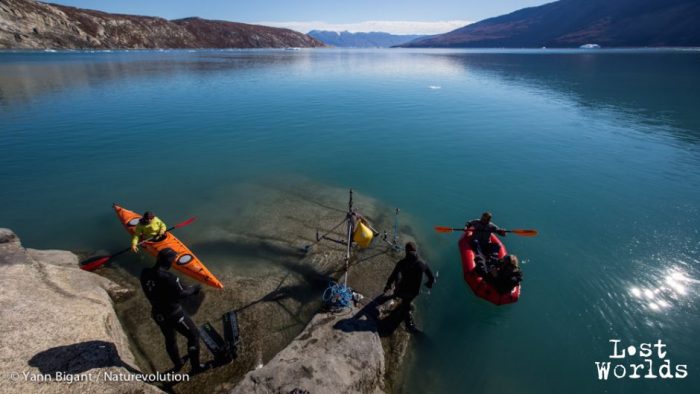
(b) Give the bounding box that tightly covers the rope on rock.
[322,281,354,311]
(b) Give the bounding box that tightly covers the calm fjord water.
[1,49,699,393]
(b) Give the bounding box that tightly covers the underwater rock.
[103,180,414,392]
[0,229,161,393]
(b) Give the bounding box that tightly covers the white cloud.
[253,20,473,36]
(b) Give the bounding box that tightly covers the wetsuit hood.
[157,248,177,269]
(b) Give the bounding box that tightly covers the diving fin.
[222,311,241,360]
[199,322,231,364]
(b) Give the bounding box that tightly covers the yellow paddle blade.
[510,229,538,237]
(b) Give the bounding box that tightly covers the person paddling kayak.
[465,212,506,257]
[384,242,435,333]
[140,248,206,374]
[131,211,167,253]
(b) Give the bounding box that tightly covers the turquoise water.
[1,48,699,393]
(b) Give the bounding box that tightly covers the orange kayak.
[113,204,224,289]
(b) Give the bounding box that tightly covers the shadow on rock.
[333,294,395,334]
[28,340,140,375]
[378,306,406,338]
[191,238,307,262]
[334,293,435,347]
[275,259,333,287]
[333,316,378,333]
[236,271,332,328]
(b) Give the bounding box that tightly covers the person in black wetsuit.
[465,212,507,258]
[383,242,435,333]
[480,254,523,294]
[140,248,205,374]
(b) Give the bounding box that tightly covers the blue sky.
[51,0,552,34]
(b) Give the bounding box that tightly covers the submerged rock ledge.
[0,226,405,393]
[103,182,413,393]
[0,183,416,393]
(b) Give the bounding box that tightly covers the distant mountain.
[401,0,700,48]
[0,0,325,49]
[308,30,427,48]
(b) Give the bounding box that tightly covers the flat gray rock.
[0,229,162,393]
[231,309,385,394]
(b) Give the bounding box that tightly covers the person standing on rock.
[131,211,167,253]
[383,242,435,333]
[140,248,206,374]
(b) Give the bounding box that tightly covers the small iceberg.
[579,43,601,49]
[428,85,441,90]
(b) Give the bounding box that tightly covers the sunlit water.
[1,48,699,393]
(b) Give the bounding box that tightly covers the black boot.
[171,360,185,372]
[190,363,210,375]
[188,345,209,375]
[165,341,184,371]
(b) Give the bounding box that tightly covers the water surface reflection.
[629,266,697,312]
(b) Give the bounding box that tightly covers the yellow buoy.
[353,219,374,248]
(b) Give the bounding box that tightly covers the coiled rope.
[322,281,354,311]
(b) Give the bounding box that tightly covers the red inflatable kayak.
[458,231,520,305]
[114,204,224,289]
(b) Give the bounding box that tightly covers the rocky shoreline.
[0,228,160,393]
[0,183,418,393]
[0,0,326,49]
